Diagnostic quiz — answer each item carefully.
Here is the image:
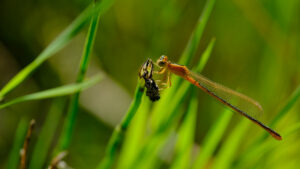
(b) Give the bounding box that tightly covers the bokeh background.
[0,0,299,168]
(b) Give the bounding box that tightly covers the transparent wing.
[191,72,263,120]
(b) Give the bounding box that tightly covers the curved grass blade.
[191,108,232,169]
[0,75,102,109]
[55,5,102,153]
[234,122,300,169]
[178,0,216,65]
[270,85,300,126]
[170,89,198,169]
[256,85,300,143]
[211,118,250,169]
[127,83,190,169]
[0,0,114,101]
[117,96,151,169]
[283,122,300,136]
[6,119,28,169]
[131,131,175,169]
[234,85,300,168]
[195,38,215,73]
[96,82,145,169]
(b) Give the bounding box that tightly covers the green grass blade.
[195,38,215,73]
[212,118,250,169]
[232,85,300,169]
[136,134,173,169]
[234,122,300,169]
[28,98,66,169]
[170,89,198,169]
[0,0,114,101]
[127,83,191,169]
[284,122,300,136]
[96,82,145,169]
[256,85,300,143]
[55,6,102,153]
[6,119,29,169]
[117,96,150,169]
[234,140,275,169]
[191,108,233,169]
[178,0,216,65]
[128,126,176,169]
[0,75,102,109]
[270,85,300,126]
[77,7,101,83]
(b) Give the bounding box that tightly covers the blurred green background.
[0,0,299,168]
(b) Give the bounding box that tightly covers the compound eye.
[157,55,168,67]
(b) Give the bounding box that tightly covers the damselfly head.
[157,55,168,67]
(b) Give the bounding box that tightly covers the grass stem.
[96,82,145,169]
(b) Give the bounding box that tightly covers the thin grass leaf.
[117,96,150,169]
[0,0,114,101]
[234,85,300,168]
[170,89,198,169]
[270,85,300,126]
[0,75,102,109]
[258,141,300,169]
[191,108,233,169]
[55,5,102,153]
[154,81,191,133]
[238,124,300,169]
[178,0,216,65]
[262,85,300,140]
[96,82,145,169]
[195,38,215,73]
[211,118,250,169]
[283,122,300,136]
[129,127,175,169]
[256,85,300,143]
[234,141,274,169]
[6,119,28,169]
[28,98,66,169]
[234,122,300,169]
[127,82,190,169]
